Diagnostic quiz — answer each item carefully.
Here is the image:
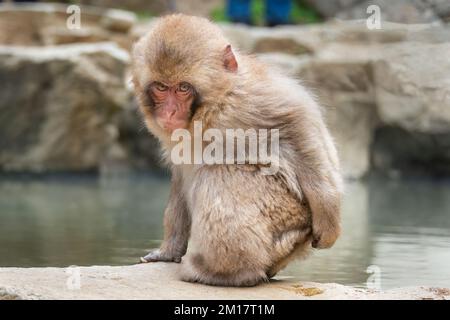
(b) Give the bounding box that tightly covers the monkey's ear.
[223,45,238,72]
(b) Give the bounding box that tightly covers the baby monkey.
[132,14,343,286]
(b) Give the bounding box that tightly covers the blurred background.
[0,0,449,289]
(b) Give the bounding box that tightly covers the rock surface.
[0,43,130,172]
[336,0,441,24]
[128,19,450,179]
[0,3,136,49]
[297,46,377,179]
[374,43,450,133]
[0,264,449,300]
[80,0,169,15]
[371,42,450,175]
[306,0,450,23]
[1,3,450,178]
[79,0,222,18]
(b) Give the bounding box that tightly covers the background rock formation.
[0,3,449,178]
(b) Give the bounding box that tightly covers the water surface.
[0,173,449,289]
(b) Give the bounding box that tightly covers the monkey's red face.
[148,81,196,133]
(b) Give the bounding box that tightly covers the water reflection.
[367,177,450,289]
[281,181,372,287]
[0,174,449,289]
[283,177,450,289]
[0,174,169,266]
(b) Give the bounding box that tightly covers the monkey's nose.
[165,106,177,118]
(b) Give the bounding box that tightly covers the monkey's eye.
[153,82,168,92]
[177,82,191,93]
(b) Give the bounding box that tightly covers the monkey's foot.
[139,249,182,263]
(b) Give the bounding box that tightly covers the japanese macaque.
[132,14,343,286]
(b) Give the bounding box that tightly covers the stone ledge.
[0,264,448,300]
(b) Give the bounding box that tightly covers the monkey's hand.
[139,249,182,263]
[311,214,341,249]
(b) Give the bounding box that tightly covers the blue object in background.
[226,0,292,26]
[226,0,252,24]
[265,0,292,26]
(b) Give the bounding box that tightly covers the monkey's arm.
[140,169,190,263]
[290,111,342,249]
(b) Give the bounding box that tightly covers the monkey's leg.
[179,165,309,286]
[266,229,312,278]
[265,199,313,278]
[140,170,190,263]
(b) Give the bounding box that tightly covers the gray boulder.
[336,0,440,24]
[0,3,136,49]
[374,43,450,133]
[298,47,378,179]
[304,0,364,18]
[0,43,130,172]
[306,0,447,23]
[372,42,450,175]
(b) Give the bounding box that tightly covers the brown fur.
[132,14,343,286]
